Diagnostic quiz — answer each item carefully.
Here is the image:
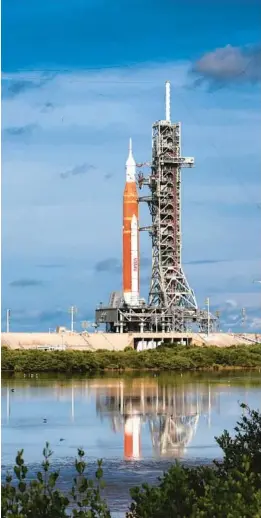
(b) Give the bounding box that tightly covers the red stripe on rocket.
[123,139,140,306]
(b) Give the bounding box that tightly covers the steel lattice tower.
[149,113,197,309]
[139,82,198,331]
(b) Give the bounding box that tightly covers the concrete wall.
[1,331,261,350]
[1,332,133,351]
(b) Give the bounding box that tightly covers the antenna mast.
[68,305,77,332]
[165,81,171,122]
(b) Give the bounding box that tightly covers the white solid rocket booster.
[131,214,139,305]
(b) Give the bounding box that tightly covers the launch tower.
[139,81,197,331]
[95,82,216,335]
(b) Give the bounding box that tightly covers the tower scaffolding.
[138,81,216,332]
[141,119,197,309]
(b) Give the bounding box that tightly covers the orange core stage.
[123,139,140,306]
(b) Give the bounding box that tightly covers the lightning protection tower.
[140,81,198,331]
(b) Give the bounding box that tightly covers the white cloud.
[192,44,261,85]
[225,299,238,309]
[249,317,261,329]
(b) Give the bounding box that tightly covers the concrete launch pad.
[2,331,261,351]
[95,303,216,333]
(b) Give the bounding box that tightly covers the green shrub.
[2,344,261,373]
[2,443,111,518]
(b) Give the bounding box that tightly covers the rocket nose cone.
[126,137,136,182]
[126,137,136,167]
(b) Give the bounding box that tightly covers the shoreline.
[2,365,261,374]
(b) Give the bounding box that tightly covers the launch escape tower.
[95,82,216,335]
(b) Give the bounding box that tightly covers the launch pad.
[96,299,215,334]
[95,81,217,336]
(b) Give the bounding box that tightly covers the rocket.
[123,139,140,306]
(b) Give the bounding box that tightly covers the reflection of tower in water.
[95,381,217,460]
[149,386,202,457]
[149,414,199,457]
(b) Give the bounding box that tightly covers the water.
[2,371,261,515]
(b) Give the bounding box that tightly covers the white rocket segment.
[123,292,132,305]
[131,214,139,305]
[132,416,141,459]
[126,137,136,182]
[165,80,171,122]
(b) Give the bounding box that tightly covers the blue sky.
[1,0,261,332]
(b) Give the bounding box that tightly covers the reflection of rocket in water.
[124,415,141,460]
[95,381,218,459]
[123,139,139,306]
